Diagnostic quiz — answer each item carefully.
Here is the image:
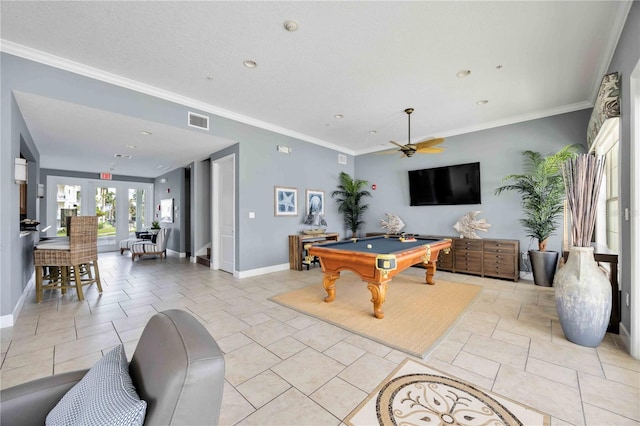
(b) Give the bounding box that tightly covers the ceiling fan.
[381,108,445,157]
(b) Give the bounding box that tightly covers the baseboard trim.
[167,248,186,258]
[235,263,290,279]
[1,273,35,329]
[619,321,632,355]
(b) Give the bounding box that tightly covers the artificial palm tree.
[495,144,580,286]
[331,172,372,237]
[494,144,580,251]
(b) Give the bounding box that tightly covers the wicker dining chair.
[33,216,103,303]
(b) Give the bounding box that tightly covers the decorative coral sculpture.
[380,213,406,235]
[453,211,491,239]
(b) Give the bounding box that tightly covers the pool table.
[308,235,452,319]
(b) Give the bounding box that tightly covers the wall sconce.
[37,184,45,198]
[14,158,27,184]
[159,178,168,183]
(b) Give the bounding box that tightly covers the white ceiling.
[0,1,632,178]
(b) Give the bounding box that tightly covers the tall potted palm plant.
[331,172,372,238]
[494,144,580,286]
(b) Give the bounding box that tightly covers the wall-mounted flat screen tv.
[408,162,481,206]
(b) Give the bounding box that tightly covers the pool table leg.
[424,261,436,285]
[322,272,340,303]
[367,281,388,319]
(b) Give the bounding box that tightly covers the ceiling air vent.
[188,112,209,130]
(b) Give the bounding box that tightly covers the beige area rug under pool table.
[346,358,551,426]
[270,271,481,357]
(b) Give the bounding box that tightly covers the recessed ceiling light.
[456,70,471,78]
[243,60,257,68]
[369,130,377,134]
[125,144,137,149]
[114,153,132,159]
[283,20,299,32]
[140,131,152,135]
[206,76,215,80]
[334,114,344,119]
[476,100,489,105]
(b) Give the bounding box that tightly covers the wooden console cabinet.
[289,233,339,271]
[432,236,519,281]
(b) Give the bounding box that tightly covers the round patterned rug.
[376,373,522,426]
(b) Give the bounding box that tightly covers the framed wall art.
[160,198,174,223]
[305,189,324,216]
[274,186,298,216]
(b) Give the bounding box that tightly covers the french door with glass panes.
[46,176,153,252]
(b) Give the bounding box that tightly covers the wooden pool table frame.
[308,236,452,319]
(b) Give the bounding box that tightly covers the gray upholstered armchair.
[0,309,225,425]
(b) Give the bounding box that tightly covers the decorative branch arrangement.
[561,154,605,247]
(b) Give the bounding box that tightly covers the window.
[591,117,620,254]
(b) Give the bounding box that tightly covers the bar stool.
[34,216,103,303]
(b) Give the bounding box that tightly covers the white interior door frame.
[211,154,235,272]
[211,161,220,270]
[630,58,640,359]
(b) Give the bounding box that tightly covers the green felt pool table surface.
[317,235,440,253]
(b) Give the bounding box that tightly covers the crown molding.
[588,1,634,103]
[356,101,593,156]
[0,40,355,156]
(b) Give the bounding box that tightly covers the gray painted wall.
[154,168,185,255]
[355,110,591,262]
[606,1,639,336]
[0,89,40,317]
[208,136,355,272]
[237,133,353,271]
[191,159,211,258]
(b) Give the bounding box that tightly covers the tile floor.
[1,252,638,425]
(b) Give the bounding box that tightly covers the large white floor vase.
[554,246,611,347]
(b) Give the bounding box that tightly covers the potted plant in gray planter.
[331,172,372,238]
[494,144,579,286]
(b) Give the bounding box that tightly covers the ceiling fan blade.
[415,138,445,149]
[416,147,445,154]
[389,140,406,148]
[376,149,402,155]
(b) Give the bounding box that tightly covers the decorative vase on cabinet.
[554,246,611,347]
